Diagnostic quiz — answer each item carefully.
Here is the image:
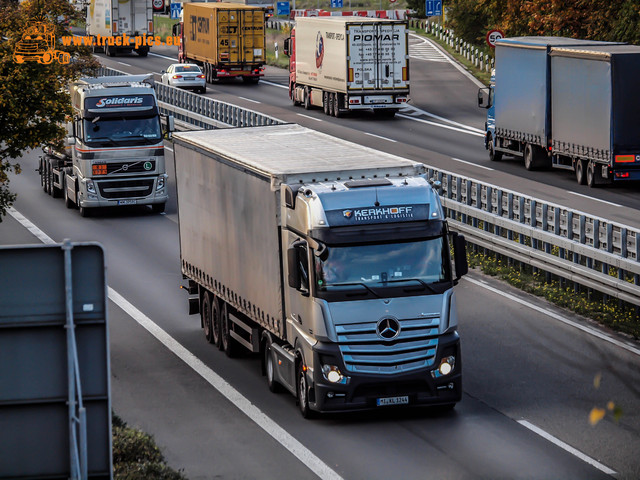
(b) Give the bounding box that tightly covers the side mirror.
[287,247,301,289]
[452,232,468,280]
[161,70,166,74]
[477,87,491,109]
[67,136,76,146]
[167,114,175,133]
[283,37,291,57]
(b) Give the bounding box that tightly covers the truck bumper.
[308,331,461,413]
[77,174,168,208]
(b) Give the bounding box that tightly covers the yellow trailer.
[176,2,265,83]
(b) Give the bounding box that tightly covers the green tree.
[0,0,98,221]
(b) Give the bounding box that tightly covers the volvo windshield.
[314,237,451,300]
[84,115,162,146]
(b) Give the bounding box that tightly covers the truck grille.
[97,179,154,199]
[336,316,440,375]
[106,161,156,174]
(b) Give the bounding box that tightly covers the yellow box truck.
[174,2,265,84]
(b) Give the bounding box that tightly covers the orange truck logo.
[14,22,70,65]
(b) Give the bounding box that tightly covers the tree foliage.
[0,0,98,221]
[442,0,640,45]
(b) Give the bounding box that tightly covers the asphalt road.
[1,33,639,480]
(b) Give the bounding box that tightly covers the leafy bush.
[113,415,187,480]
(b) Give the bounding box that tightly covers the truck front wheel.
[64,177,75,209]
[488,138,502,162]
[264,340,283,393]
[297,361,314,419]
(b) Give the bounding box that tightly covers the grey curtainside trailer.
[173,124,469,417]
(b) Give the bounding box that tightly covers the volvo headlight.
[156,175,166,191]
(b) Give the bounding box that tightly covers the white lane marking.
[117,61,131,66]
[8,208,55,244]
[149,52,178,61]
[108,289,344,480]
[409,33,486,89]
[364,132,397,143]
[568,191,622,208]
[517,420,616,475]
[7,206,344,480]
[296,113,323,122]
[401,104,485,134]
[165,146,173,152]
[451,157,494,171]
[396,113,485,137]
[260,79,289,89]
[238,96,261,104]
[465,276,640,357]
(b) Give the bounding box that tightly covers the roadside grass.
[154,14,177,43]
[113,414,187,480]
[468,249,640,339]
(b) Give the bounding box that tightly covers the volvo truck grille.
[97,179,154,199]
[335,316,440,374]
[105,160,156,174]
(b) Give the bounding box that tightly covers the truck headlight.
[156,175,166,191]
[86,179,96,194]
[322,365,348,384]
[431,356,455,378]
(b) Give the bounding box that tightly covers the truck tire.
[488,138,502,162]
[264,340,283,393]
[524,144,537,171]
[333,93,343,117]
[211,297,222,349]
[64,177,75,209]
[291,83,300,106]
[202,293,218,345]
[297,361,314,419]
[304,87,311,110]
[106,43,116,57]
[46,162,53,196]
[322,91,329,115]
[327,93,334,116]
[586,162,600,188]
[220,302,239,357]
[575,159,587,185]
[151,203,166,214]
[79,205,92,217]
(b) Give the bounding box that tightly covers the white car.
[161,64,206,93]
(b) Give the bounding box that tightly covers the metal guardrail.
[97,66,284,129]
[427,167,640,306]
[94,67,640,307]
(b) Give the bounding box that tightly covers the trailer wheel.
[333,93,343,118]
[524,144,537,171]
[327,93,334,116]
[322,91,329,115]
[202,293,214,343]
[220,301,239,357]
[586,162,600,188]
[575,159,587,185]
[297,361,315,419]
[264,340,283,393]
[211,297,222,349]
[46,161,53,196]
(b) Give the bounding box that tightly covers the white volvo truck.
[174,124,468,417]
[40,74,173,216]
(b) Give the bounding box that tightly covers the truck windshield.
[84,116,162,146]
[314,237,450,297]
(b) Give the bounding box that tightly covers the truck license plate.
[117,199,137,205]
[377,396,409,406]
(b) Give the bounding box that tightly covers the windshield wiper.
[379,278,440,294]
[327,282,382,298]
